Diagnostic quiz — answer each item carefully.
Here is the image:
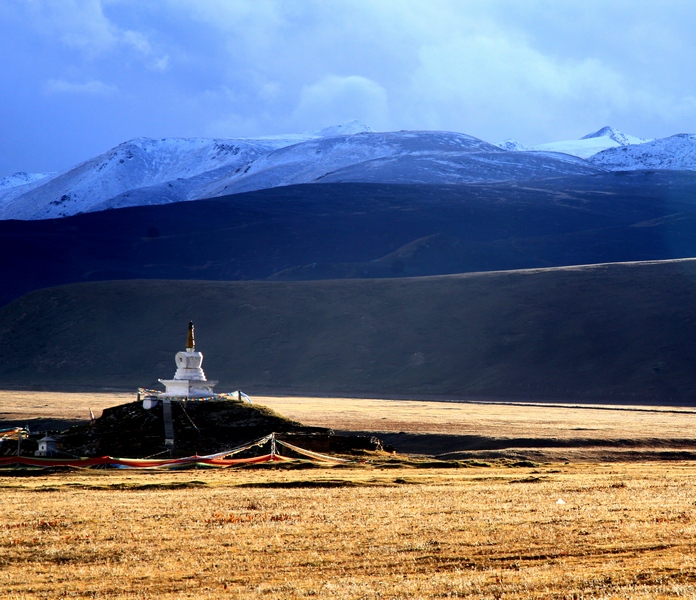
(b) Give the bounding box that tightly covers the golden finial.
[186,321,195,351]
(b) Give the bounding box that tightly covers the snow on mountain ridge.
[580,126,647,146]
[1,123,692,221]
[0,127,602,220]
[0,136,281,220]
[530,126,647,159]
[0,171,56,190]
[0,126,379,220]
[588,133,696,171]
[313,120,373,137]
[199,130,504,198]
[245,120,373,147]
[495,139,529,151]
[316,147,601,186]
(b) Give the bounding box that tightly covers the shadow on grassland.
[2,258,696,403]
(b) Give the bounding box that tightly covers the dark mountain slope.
[2,259,696,402]
[3,172,696,305]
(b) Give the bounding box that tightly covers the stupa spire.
[186,321,195,352]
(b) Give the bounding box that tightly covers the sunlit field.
[4,390,696,440]
[2,465,696,598]
[2,391,696,598]
[259,395,696,440]
[0,390,131,424]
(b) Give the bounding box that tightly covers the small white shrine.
[143,322,218,409]
[35,435,57,457]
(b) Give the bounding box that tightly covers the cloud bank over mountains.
[2,0,696,177]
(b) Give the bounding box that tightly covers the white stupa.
[154,321,218,402]
[141,321,250,411]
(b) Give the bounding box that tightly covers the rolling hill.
[3,172,696,306]
[2,258,696,402]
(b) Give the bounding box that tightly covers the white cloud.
[292,75,389,131]
[151,55,170,72]
[204,113,262,139]
[47,0,118,54]
[4,0,696,176]
[169,0,285,35]
[25,0,167,63]
[166,0,683,141]
[45,78,117,95]
[393,26,638,143]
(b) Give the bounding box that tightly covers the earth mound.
[59,399,382,458]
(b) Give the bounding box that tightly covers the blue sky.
[2,0,696,177]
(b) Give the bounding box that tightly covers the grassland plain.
[6,391,696,449]
[2,464,696,599]
[3,392,696,597]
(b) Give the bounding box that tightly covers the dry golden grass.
[257,396,696,440]
[4,390,696,441]
[3,391,696,597]
[2,464,696,598]
[0,390,132,423]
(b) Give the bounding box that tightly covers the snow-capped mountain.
[581,126,646,146]
[312,120,373,137]
[0,124,376,220]
[2,121,693,221]
[0,137,299,220]
[0,171,56,190]
[314,143,600,186]
[588,134,696,171]
[0,125,604,220]
[198,130,601,198]
[495,139,529,151]
[529,126,648,159]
